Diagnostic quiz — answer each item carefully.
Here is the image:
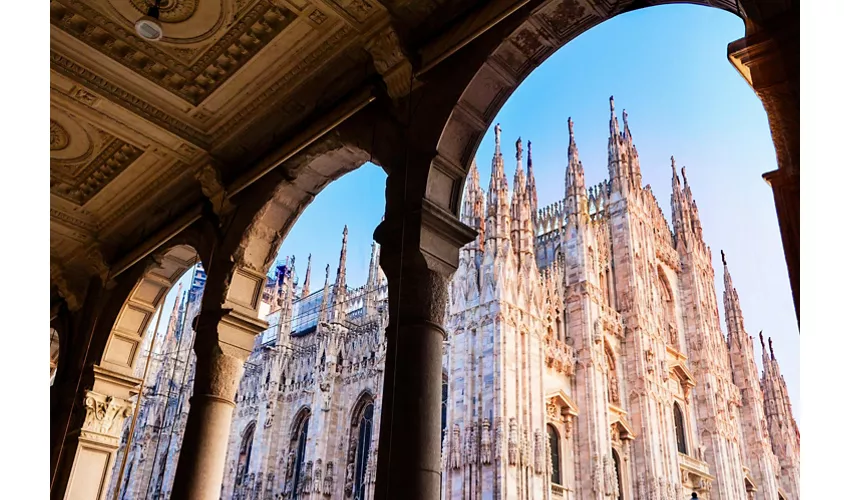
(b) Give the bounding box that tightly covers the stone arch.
[424,1,748,218]
[207,139,372,324]
[99,244,200,379]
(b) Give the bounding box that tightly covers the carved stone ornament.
[129,0,198,23]
[508,418,518,466]
[313,459,323,493]
[451,424,462,469]
[533,429,544,474]
[50,120,70,151]
[480,418,492,464]
[323,462,334,496]
[82,391,133,443]
[364,26,415,100]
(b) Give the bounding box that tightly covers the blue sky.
[164,4,799,417]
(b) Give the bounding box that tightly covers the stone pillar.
[170,308,267,500]
[56,367,137,500]
[728,13,799,324]
[372,197,476,500]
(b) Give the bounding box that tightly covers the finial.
[494,123,501,150]
[769,337,775,360]
[516,136,522,160]
[568,117,574,139]
[609,95,615,112]
[721,250,727,266]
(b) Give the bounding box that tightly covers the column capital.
[80,390,134,447]
[375,198,477,278]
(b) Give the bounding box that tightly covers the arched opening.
[612,449,624,500]
[235,421,257,492]
[288,408,311,500]
[105,257,205,500]
[548,424,562,485]
[674,402,689,455]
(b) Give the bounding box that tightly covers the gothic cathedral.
[109,98,799,500]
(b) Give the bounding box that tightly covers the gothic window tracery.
[235,421,256,493]
[547,424,561,485]
[346,393,375,500]
[289,409,310,500]
[674,402,688,455]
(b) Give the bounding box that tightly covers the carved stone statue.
[344,462,354,497]
[508,418,518,466]
[313,459,323,493]
[285,449,296,480]
[480,418,492,464]
[533,429,544,474]
[451,424,462,469]
[303,462,313,494]
[323,462,334,496]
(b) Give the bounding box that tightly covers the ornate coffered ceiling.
[49,0,407,291]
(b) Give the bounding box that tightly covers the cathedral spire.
[565,117,587,224]
[722,250,746,345]
[367,242,378,289]
[511,137,534,261]
[334,225,348,292]
[526,140,538,222]
[301,254,312,299]
[608,95,620,138]
[486,123,511,246]
[320,264,330,322]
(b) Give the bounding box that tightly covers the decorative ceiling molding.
[50,0,296,106]
[51,136,144,206]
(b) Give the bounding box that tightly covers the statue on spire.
[494,123,502,152]
[516,136,522,161]
[609,95,615,112]
[568,117,575,139]
[769,337,775,360]
[721,249,727,266]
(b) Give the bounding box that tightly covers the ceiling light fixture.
[135,0,164,42]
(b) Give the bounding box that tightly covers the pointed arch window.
[235,421,256,491]
[674,402,688,455]
[346,394,375,500]
[547,424,561,485]
[289,410,310,500]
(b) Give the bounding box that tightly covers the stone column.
[372,198,476,500]
[56,367,137,500]
[170,308,267,500]
[728,13,799,324]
